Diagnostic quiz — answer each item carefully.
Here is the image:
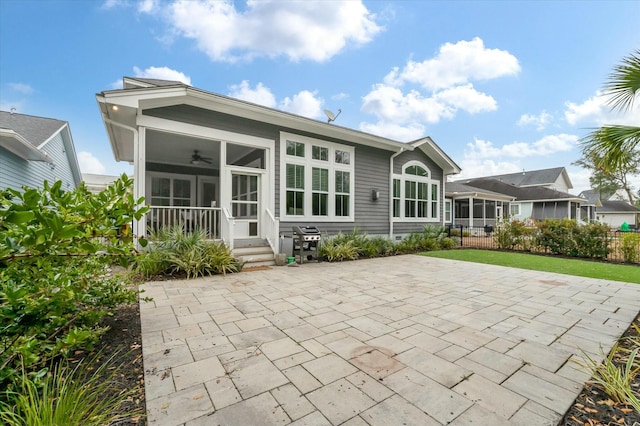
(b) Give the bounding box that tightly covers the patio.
[139,255,640,425]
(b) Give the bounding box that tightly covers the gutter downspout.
[389,148,405,239]
[101,114,144,245]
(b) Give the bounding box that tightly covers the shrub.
[0,353,139,425]
[136,225,239,278]
[0,176,145,392]
[319,238,359,262]
[535,219,611,259]
[620,233,640,263]
[494,219,532,250]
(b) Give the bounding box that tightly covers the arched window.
[392,161,440,221]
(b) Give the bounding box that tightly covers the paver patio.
[139,255,640,425]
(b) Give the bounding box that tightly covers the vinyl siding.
[0,131,76,191]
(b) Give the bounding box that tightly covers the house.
[82,173,123,193]
[0,111,81,191]
[446,167,587,229]
[579,189,640,229]
[95,77,461,258]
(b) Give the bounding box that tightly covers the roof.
[464,178,585,202]
[0,111,66,148]
[446,181,515,201]
[578,189,605,206]
[473,167,570,188]
[597,200,640,213]
[97,77,462,175]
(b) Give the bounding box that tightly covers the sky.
[1,0,639,195]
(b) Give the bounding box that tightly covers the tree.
[573,150,640,203]
[580,49,640,183]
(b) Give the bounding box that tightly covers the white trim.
[392,160,441,223]
[279,132,355,222]
[146,171,197,206]
[509,203,521,216]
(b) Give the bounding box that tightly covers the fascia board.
[0,129,53,162]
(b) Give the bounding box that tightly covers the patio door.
[231,173,259,238]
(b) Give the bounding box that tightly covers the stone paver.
[140,255,640,425]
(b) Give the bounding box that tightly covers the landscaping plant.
[0,176,147,396]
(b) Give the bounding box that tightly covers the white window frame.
[392,160,441,222]
[146,171,196,207]
[280,132,355,222]
[510,203,521,216]
[444,199,452,223]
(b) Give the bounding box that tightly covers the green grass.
[422,249,640,284]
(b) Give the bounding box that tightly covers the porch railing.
[147,206,222,240]
[264,208,279,254]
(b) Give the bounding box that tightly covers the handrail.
[264,208,279,255]
[221,207,234,250]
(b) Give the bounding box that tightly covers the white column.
[133,126,146,239]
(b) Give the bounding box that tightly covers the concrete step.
[233,245,274,256]
[233,243,275,267]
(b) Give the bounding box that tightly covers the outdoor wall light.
[371,189,380,201]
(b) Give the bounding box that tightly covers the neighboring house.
[96,77,461,257]
[0,111,81,191]
[446,167,587,228]
[475,167,573,193]
[579,189,640,228]
[82,173,123,193]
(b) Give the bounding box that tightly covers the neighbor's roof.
[123,77,185,89]
[0,111,66,148]
[597,200,640,213]
[446,181,515,201]
[464,178,585,202]
[473,167,570,188]
[578,189,605,206]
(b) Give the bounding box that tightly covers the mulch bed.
[93,302,638,426]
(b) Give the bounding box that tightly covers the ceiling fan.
[191,150,213,165]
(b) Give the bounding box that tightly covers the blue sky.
[1,0,639,194]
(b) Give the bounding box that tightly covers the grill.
[292,225,322,263]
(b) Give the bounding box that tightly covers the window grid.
[393,162,439,221]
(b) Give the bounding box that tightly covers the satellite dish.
[324,108,342,123]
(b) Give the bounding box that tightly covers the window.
[148,173,195,207]
[393,179,401,218]
[312,167,329,216]
[281,132,354,220]
[312,146,328,161]
[392,161,440,221]
[444,199,452,222]
[510,204,520,216]
[286,140,305,157]
[286,164,305,215]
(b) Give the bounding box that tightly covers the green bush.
[136,225,239,278]
[0,176,146,392]
[535,219,611,259]
[319,238,359,262]
[494,219,532,250]
[620,233,640,263]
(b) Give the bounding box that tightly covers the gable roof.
[0,111,66,148]
[465,178,584,202]
[474,167,571,189]
[97,77,462,175]
[597,200,640,213]
[578,189,605,206]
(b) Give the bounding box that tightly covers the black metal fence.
[446,224,640,265]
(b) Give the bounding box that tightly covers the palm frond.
[581,125,640,172]
[604,49,640,112]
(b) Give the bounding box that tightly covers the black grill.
[292,226,322,263]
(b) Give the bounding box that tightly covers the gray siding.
[0,132,76,191]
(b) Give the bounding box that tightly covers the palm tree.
[581,49,640,173]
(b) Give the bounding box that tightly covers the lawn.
[423,249,640,284]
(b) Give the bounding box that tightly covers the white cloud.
[466,134,577,160]
[331,92,349,101]
[564,90,640,126]
[359,121,425,142]
[133,66,191,85]
[227,80,323,119]
[566,167,593,195]
[280,90,323,119]
[145,0,382,63]
[227,81,276,108]
[517,111,552,131]
[101,0,127,10]
[137,0,158,13]
[454,158,522,181]
[77,151,106,174]
[394,37,520,91]
[8,83,34,95]
[360,38,518,139]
